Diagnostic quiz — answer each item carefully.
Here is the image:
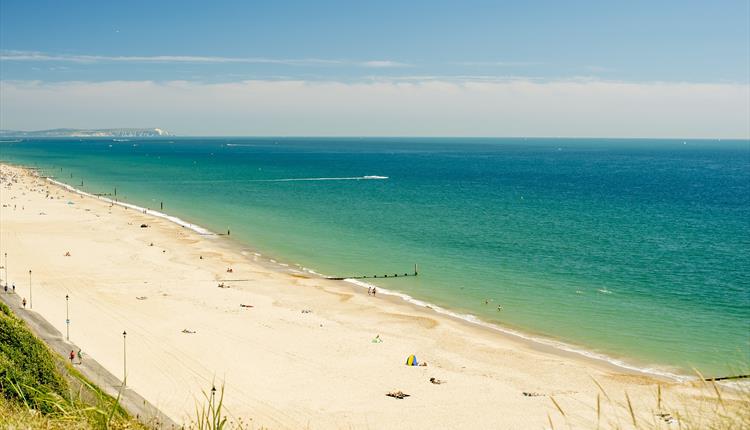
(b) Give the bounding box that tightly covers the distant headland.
[0,128,172,138]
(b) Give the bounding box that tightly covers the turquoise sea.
[1,137,748,377]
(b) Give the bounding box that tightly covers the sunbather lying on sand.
[386,391,410,399]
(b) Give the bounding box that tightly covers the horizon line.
[2,133,748,141]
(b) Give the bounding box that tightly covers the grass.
[0,301,145,429]
[0,301,67,413]
[545,374,750,430]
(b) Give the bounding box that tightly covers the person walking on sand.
[22,297,26,308]
[372,287,376,296]
[69,350,76,364]
[12,283,15,293]
[77,348,83,364]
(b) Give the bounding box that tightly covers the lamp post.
[122,330,127,387]
[65,294,70,341]
[28,270,32,309]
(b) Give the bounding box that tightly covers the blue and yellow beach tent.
[405,355,418,366]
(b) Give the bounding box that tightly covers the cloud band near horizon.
[1,79,748,138]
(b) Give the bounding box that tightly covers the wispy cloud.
[359,60,410,68]
[0,50,340,65]
[455,61,541,67]
[363,74,542,83]
[0,50,410,68]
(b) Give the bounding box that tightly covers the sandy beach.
[0,163,735,429]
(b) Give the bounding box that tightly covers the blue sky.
[1,1,748,136]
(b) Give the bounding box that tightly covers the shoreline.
[0,162,735,428]
[42,165,689,384]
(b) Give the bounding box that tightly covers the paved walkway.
[0,291,178,429]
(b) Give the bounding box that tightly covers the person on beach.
[69,350,76,363]
[77,348,83,364]
[12,283,15,293]
[372,287,376,296]
[367,287,372,295]
[22,297,26,308]
[3,285,6,293]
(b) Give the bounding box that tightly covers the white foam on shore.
[342,277,693,383]
[45,177,214,236]
[43,171,697,385]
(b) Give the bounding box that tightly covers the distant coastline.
[0,128,171,138]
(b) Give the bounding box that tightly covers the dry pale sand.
[0,163,734,429]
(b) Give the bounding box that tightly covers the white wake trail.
[248,176,388,182]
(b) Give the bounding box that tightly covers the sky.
[1,0,748,137]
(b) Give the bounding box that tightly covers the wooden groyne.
[327,264,419,281]
[703,374,749,382]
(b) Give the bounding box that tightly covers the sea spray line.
[45,177,214,236]
[43,170,693,384]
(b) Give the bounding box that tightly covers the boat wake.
[248,176,388,182]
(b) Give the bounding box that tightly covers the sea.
[1,137,748,379]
